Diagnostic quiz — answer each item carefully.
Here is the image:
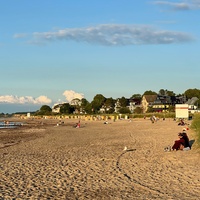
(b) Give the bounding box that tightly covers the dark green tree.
[184,88,200,99]
[159,89,166,96]
[90,94,106,113]
[84,103,93,114]
[80,98,90,114]
[38,105,52,115]
[104,97,116,114]
[104,97,115,107]
[158,89,175,96]
[131,94,142,100]
[40,105,52,112]
[118,96,128,107]
[166,90,175,96]
[184,88,200,107]
[119,107,131,114]
[81,98,89,107]
[143,90,157,95]
[60,103,75,114]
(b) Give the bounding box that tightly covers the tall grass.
[190,113,200,147]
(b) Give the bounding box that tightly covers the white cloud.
[153,0,200,11]
[63,90,84,103]
[35,96,52,104]
[0,95,52,104]
[16,24,194,46]
[13,33,28,39]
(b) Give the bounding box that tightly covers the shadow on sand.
[189,139,195,148]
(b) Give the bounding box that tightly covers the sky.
[0,0,200,114]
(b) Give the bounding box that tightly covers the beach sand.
[1,117,200,199]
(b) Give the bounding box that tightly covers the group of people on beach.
[164,128,191,152]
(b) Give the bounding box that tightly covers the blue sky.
[0,0,200,113]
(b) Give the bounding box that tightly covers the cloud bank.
[0,90,84,113]
[0,95,52,104]
[17,24,194,46]
[63,90,84,103]
[153,0,200,11]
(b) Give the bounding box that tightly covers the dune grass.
[190,113,200,147]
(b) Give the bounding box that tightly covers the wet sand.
[1,118,200,199]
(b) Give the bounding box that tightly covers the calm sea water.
[0,121,23,129]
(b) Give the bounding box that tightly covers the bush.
[130,112,175,119]
[118,107,131,114]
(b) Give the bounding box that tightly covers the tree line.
[36,88,200,115]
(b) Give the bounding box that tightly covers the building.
[141,95,157,113]
[186,97,199,113]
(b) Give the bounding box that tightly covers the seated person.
[172,132,185,151]
[178,119,185,126]
[76,121,80,128]
[182,131,191,150]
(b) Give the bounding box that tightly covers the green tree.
[60,103,75,114]
[90,94,106,113]
[81,98,89,107]
[143,90,157,95]
[38,105,52,115]
[166,90,175,96]
[184,88,200,107]
[159,89,166,96]
[84,103,92,114]
[119,96,128,107]
[158,89,175,96]
[184,88,200,99]
[40,105,52,112]
[119,107,131,114]
[106,107,115,114]
[104,97,115,114]
[131,94,142,101]
[80,98,90,114]
[104,97,115,107]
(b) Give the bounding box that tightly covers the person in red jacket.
[172,132,185,151]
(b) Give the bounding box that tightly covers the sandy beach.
[1,117,200,200]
